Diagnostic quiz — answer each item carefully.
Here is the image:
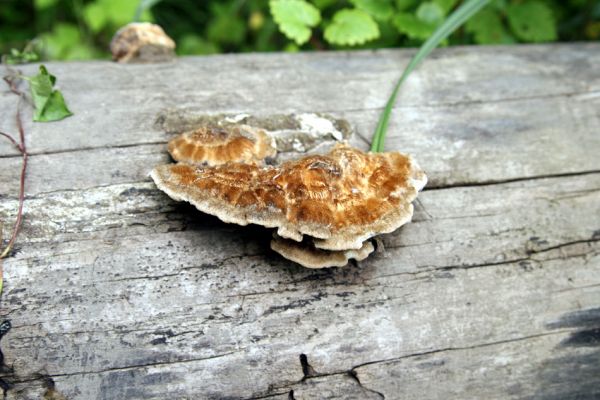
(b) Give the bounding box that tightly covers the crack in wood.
[425,170,600,191]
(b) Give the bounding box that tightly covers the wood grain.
[0,44,598,399]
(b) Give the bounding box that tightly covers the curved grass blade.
[134,0,163,22]
[371,0,491,152]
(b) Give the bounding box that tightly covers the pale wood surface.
[0,44,599,399]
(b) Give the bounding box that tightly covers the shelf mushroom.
[151,140,426,268]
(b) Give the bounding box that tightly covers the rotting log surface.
[0,44,599,399]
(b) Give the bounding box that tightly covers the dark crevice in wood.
[351,329,575,373]
[425,170,600,191]
[30,351,237,380]
[241,390,292,400]
[3,169,597,205]
[437,237,600,272]
[0,141,167,160]
[299,354,316,380]
[268,328,577,396]
[2,87,598,159]
[348,370,385,399]
[376,237,599,280]
[0,320,12,399]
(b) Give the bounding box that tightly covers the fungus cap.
[270,233,374,268]
[151,143,427,251]
[168,125,276,166]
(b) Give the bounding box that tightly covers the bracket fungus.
[152,137,426,268]
[167,125,276,166]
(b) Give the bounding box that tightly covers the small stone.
[110,23,175,63]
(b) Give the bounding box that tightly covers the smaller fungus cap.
[271,233,374,268]
[168,125,276,166]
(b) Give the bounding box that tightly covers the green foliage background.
[1,0,599,61]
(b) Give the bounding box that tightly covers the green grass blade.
[371,0,490,152]
[134,0,162,22]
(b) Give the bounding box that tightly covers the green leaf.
[395,0,417,11]
[98,0,152,28]
[83,2,108,33]
[177,35,220,55]
[466,8,513,44]
[3,48,40,65]
[433,0,459,14]
[34,0,58,10]
[393,12,435,40]
[207,3,247,45]
[416,2,445,25]
[40,23,80,59]
[313,0,338,9]
[270,0,321,45]
[507,1,557,42]
[324,9,380,45]
[27,65,73,122]
[38,91,73,122]
[372,0,491,152]
[349,0,394,21]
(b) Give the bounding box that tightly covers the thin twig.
[0,71,28,259]
[0,131,21,151]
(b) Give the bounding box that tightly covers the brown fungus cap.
[151,143,427,250]
[168,125,276,166]
[271,233,374,269]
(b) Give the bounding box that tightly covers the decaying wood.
[0,44,598,399]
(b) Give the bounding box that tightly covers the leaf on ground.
[270,0,321,45]
[324,9,380,45]
[26,65,73,122]
[349,0,394,21]
[507,0,557,42]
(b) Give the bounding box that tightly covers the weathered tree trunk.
[0,44,598,399]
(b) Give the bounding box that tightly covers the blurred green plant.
[0,0,598,61]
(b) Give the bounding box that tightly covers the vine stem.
[0,74,28,259]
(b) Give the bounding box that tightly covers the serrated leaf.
[393,12,435,40]
[270,0,321,45]
[416,2,445,25]
[466,8,513,44]
[27,65,73,122]
[349,0,394,21]
[324,9,380,45]
[507,0,557,42]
